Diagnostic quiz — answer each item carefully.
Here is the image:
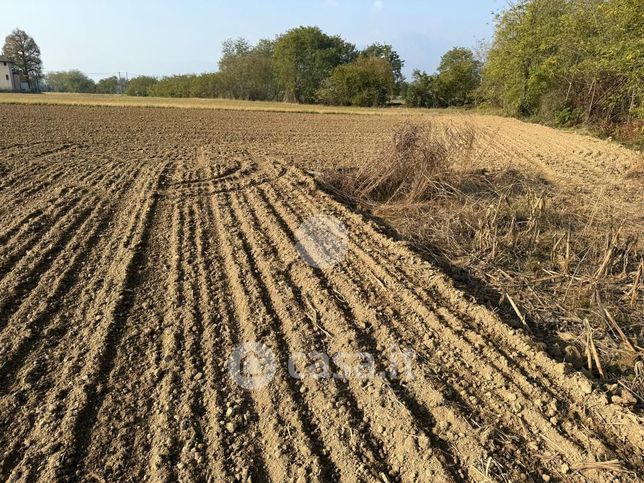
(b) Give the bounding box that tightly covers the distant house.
[0,55,21,91]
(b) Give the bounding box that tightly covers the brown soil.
[0,105,642,482]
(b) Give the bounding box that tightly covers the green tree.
[562,0,643,124]
[405,70,439,108]
[46,70,95,93]
[316,56,394,106]
[273,26,357,103]
[149,74,203,97]
[480,0,642,129]
[435,47,481,106]
[189,73,223,98]
[218,38,278,100]
[96,76,119,94]
[2,28,43,91]
[125,75,158,96]
[480,0,564,115]
[362,43,404,94]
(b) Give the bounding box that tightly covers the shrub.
[96,76,120,94]
[316,56,394,107]
[325,121,643,396]
[46,70,95,93]
[349,121,475,203]
[124,76,158,97]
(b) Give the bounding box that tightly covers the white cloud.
[322,0,338,7]
[373,0,384,11]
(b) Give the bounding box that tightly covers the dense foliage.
[405,48,481,108]
[273,26,358,103]
[405,70,439,108]
[217,38,277,100]
[480,0,643,132]
[120,26,404,107]
[361,43,405,94]
[46,70,96,93]
[96,76,119,94]
[124,76,158,97]
[316,56,394,106]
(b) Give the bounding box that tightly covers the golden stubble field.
[0,102,642,482]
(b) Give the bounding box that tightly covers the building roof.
[0,55,13,63]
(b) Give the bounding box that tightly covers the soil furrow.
[2,163,167,481]
[208,187,292,482]
[173,201,212,481]
[0,162,143,367]
[0,164,147,478]
[1,104,641,483]
[191,195,236,480]
[277,171,644,463]
[270,174,641,479]
[0,191,85,276]
[248,185,457,481]
[230,190,369,481]
[239,187,446,481]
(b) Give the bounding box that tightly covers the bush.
[189,73,224,98]
[316,56,394,107]
[405,70,439,108]
[46,70,95,93]
[96,76,120,94]
[149,75,196,98]
[347,121,475,203]
[124,76,158,97]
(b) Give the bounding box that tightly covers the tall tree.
[2,28,43,91]
[218,38,277,100]
[362,43,404,94]
[273,26,357,103]
[480,0,642,129]
[480,0,564,115]
[435,47,481,106]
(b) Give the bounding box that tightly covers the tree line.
[480,0,642,133]
[29,25,475,108]
[123,28,409,107]
[118,27,480,109]
[3,0,641,134]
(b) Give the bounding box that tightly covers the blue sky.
[1,0,502,80]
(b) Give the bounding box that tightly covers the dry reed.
[326,120,643,404]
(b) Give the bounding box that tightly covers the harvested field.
[0,104,642,482]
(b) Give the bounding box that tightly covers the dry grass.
[326,120,643,404]
[0,92,446,116]
[351,121,476,204]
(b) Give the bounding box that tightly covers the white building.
[0,56,21,91]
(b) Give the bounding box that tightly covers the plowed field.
[0,104,642,482]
